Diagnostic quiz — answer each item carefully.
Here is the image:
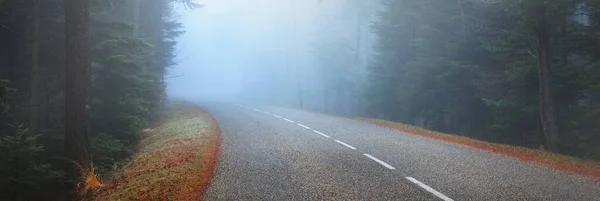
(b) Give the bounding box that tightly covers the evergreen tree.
[367,0,600,156]
[0,0,192,199]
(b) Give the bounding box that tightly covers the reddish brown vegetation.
[173,111,221,200]
[92,106,221,200]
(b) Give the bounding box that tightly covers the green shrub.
[91,133,133,175]
[0,125,64,200]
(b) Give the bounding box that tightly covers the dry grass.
[80,168,104,198]
[92,104,220,201]
[355,117,600,180]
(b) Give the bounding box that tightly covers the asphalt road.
[202,102,600,201]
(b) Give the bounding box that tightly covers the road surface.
[202,102,600,201]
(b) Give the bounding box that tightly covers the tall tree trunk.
[536,11,560,152]
[29,0,40,132]
[354,0,362,115]
[324,86,329,112]
[296,64,304,108]
[292,1,303,109]
[65,0,92,182]
[148,0,167,120]
[133,0,141,36]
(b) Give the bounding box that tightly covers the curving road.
[201,102,600,201]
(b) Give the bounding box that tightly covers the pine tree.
[64,0,93,197]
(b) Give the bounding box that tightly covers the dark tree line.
[0,0,192,199]
[366,0,600,158]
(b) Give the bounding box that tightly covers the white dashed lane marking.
[313,130,331,138]
[297,123,311,130]
[334,140,357,150]
[241,105,454,201]
[363,154,396,170]
[406,177,454,201]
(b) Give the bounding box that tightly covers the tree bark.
[292,1,303,109]
[536,10,560,152]
[29,0,41,132]
[65,0,92,180]
[133,0,141,36]
[354,0,362,115]
[296,64,304,108]
[324,81,329,112]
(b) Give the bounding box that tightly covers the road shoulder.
[92,102,221,200]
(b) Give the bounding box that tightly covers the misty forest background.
[2,0,600,200]
[243,0,600,161]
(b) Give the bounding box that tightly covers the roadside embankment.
[92,102,221,200]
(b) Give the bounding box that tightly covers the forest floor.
[92,102,220,201]
[355,117,600,180]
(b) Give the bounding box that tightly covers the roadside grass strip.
[93,104,220,200]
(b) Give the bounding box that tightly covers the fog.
[167,0,380,114]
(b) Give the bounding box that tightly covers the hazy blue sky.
[165,0,380,111]
[167,0,320,100]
